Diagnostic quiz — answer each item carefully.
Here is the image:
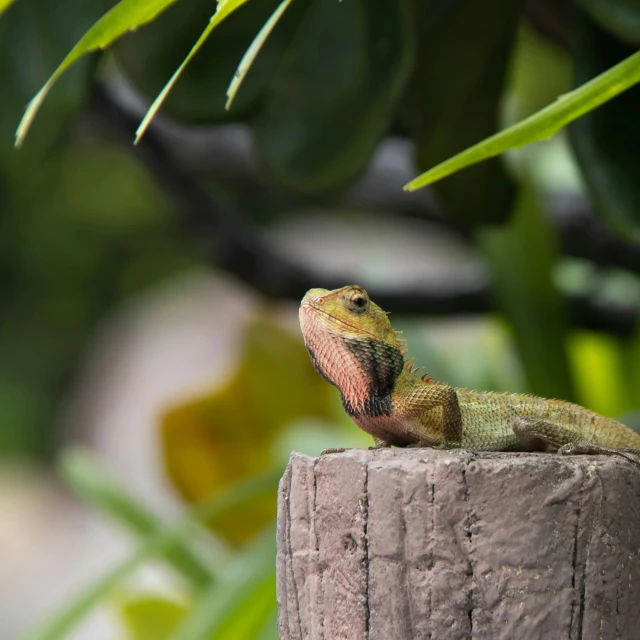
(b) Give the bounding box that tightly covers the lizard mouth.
[301,303,379,340]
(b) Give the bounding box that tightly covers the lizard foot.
[405,440,435,449]
[558,441,640,469]
[369,438,391,451]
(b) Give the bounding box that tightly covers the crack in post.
[400,470,415,637]
[363,460,371,640]
[461,458,473,544]
[312,458,325,640]
[461,456,476,637]
[287,462,304,640]
[570,505,584,639]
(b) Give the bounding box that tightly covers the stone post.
[276,448,640,639]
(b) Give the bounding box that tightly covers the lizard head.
[299,285,398,344]
[298,285,404,416]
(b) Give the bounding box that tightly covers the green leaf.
[479,185,576,401]
[569,16,640,237]
[2,0,103,167]
[507,26,572,121]
[113,0,292,124]
[169,527,276,640]
[252,0,414,193]
[620,318,640,412]
[577,0,640,45]
[0,0,17,18]
[568,332,630,417]
[255,611,279,640]
[18,469,280,640]
[135,0,252,143]
[404,49,640,192]
[226,0,296,111]
[408,0,519,224]
[119,596,188,640]
[60,449,215,590]
[15,0,183,147]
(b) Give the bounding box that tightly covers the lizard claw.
[557,443,579,456]
[558,441,640,469]
[406,440,435,449]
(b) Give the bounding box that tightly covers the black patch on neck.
[342,394,395,418]
[342,337,404,418]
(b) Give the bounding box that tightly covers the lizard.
[299,284,640,467]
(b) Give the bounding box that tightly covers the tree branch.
[84,83,639,337]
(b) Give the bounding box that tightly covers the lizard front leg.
[401,383,463,448]
[321,437,392,455]
[513,416,640,469]
[369,437,392,450]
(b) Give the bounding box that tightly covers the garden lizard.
[299,284,640,467]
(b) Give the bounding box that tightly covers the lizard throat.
[305,333,404,418]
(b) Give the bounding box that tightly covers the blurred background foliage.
[1,0,640,639]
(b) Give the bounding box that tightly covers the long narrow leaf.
[0,0,17,18]
[404,49,640,191]
[225,0,295,111]
[15,0,183,147]
[170,526,276,640]
[134,0,251,144]
[18,469,281,640]
[60,449,215,590]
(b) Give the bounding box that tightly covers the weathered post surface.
[276,448,640,640]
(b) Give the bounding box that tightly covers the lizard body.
[299,285,640,466]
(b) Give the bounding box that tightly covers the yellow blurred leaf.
[569,331,629,417]
[118,594,188,640]
[161,313,335,544]
[0,0,17,18]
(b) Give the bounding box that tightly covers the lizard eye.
[349,294,368,313]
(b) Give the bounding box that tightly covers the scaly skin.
[299,285,640,466]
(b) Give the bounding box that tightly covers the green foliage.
[252,0,413,192]
[577,0,640,44]
[0,0,16,17]
[226,0,295,111]
[114,0,289,123]
[569,16,640,238]
[569,332,632,417]
[119,596,188,640]
[404,47,640,193]
[408,0,518,223]
[479,186,575,401]
[14,0,640,214]
[0,137,190,456]
[61,449,216,589]
[1,0,196,457]
[5,2,640,639]
[15,0,184,147]
[135,0,256,142]
[1,0,101,165]
[18,460,280,640]
[169,528,276,640]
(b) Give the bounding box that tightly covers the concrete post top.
[277,447,640,640]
